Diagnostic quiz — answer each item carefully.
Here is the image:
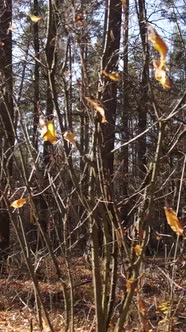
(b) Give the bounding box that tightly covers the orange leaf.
[102,70,121,81]
[134,244,142,256]
[153,59,170,90]
[11,198,27,209]
[126,278,134,290]
[63,131,76,144]
[164,207,184,236]
[138,298,147,315]
[40,120,57,144]
[85,96,107,123]
[147,24,168,62]
[29,14,43,23]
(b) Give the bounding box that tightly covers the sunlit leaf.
[164,207,184,236]
[158,301,170,315]
[11,198,27,209]
[147,24,168,62]
[85,96,107,123]
[29,14,43,23]
[63,131,76,144]
[102,70,121,81]
[40,120,57,144]
[153,59,171,90]
[134,244,142,256]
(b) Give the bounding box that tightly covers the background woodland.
[0,0,186,331]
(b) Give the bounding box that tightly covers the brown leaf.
[85,96,107,123]
[126,278,134,291]
[138,298,147,315]
[164,207,184,236]
[63,131,76,144]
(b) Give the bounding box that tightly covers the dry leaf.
[158,301,170,315]
[29,14,43,23]
[102,70,121,81]
[85,96,107,123]
[138,298,147,315]
[40,120,57,144]
[147,24,168,62]
[153,59,171,90]
[63,131,76,144]
[126,278,134,291]
[75,13,85,26]
[164,207,184,236]
[7,22,14,33]
[134,244,142,256]
[39,115,47,128]
[11,198,27,208]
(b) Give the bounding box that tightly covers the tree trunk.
[136,0,149,175]
[32,0,40,149]
[101,0,122,176]
[120,0,130,223]
[0,0,13,263]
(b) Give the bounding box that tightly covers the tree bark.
[101,0,122,176]
[136,0,149,175]
[0,0,13,263]
[32,0,40,149]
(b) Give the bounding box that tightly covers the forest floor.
[0,256,185,332]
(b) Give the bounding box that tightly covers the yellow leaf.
[147,24,168,62]
[164,207,184,236]
[102,70,121,81]
[134,244,142,256]
[11,198,27,209]
[40,120,57,144]
[153,59,171,90]
[29,14,43,23]
[158,301,170,315]
[85,96,107,123]
[63,131,76,144]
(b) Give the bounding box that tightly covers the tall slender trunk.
[120,0,129,208]
[101,0,122,176]
[136,0,149,175]
[32,0,40,149]
[44,0,58,165]
[0,0,13,263]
